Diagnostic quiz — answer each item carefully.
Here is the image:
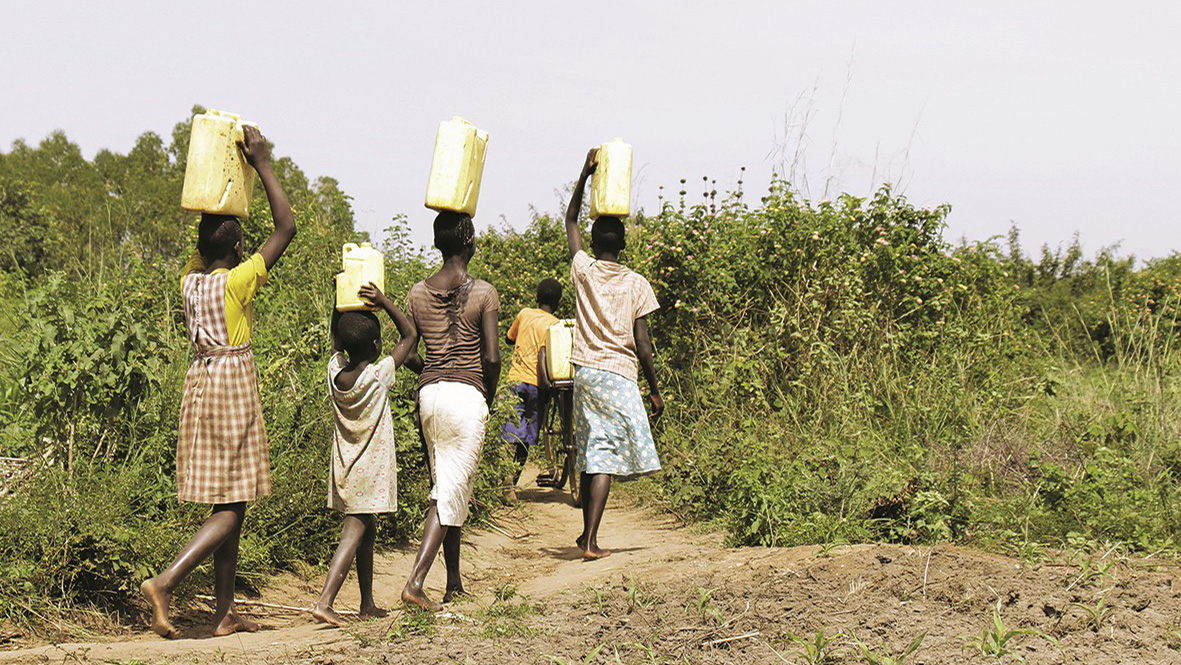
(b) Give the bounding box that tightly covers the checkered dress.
[176,270,272,504]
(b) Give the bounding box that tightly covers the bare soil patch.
[4,467,1180,664]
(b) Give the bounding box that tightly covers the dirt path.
[5,467,1181,664]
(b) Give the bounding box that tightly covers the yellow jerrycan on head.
[590,138,632,220]
[180,109,258,218]
[545,319,576,382]
[335,242,385,312]
[424,116,489,217]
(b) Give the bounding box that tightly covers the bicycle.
[534,323,580,507]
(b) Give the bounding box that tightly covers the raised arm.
[634,316,663,419]
[565,148,598,258]
[359,283,417,367]
[480,306,502,408]
[240,126,296,270]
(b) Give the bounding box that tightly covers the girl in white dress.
[312,283,416,627]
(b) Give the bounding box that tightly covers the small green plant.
[850,632,925,665]
[1165,627,1181,650]
[481,583,541,639]
[618,641,659,664]
[348,626,377,649]
[625,575,656,612]
[387,606,438,640]
[694,586,723,624]
[1071,593,1112,631]
[1066,553,1114,590]
[961,610,1057,662]
[816,541,843,558]
[785,628,843,664]
[588,584,610,616]
[494,582,520,603]
[1014,540,1046,567]
[545,643,605,665]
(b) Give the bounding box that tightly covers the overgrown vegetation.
[3,108,1181,635]
[0,107,517,633]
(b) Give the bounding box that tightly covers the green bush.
[4,112,1181,635]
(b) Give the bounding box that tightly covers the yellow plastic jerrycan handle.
[342,243,359,270]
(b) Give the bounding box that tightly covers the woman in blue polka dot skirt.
[563,149,664,560]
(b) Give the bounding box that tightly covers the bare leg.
[211,505,258,636]
[577,473,612,559]
[141,503,246,638]
[443,526,464,602]
[356,516,385,618]
[512,441,529,483]
[401,503,446,611]
[312,515,368,627]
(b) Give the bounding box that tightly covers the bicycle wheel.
[535,394,553,487]
[550,393,569,491]
[560,388,581,507]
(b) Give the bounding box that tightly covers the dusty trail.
[0,467,709,664]
[5,466,1181,664]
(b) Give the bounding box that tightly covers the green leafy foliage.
[4,111,1181,635]
[0,110,515,632]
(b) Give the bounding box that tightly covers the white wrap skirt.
[419,381,489,526]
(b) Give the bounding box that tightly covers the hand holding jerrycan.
[424,116,489,216]
[335,242,385,312]
[590,138,632,219]
[180,109,259,218]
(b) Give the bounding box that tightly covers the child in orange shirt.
[502,279,562,478]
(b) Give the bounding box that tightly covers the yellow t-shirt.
[506,307,558,386]
[181,252,269,345]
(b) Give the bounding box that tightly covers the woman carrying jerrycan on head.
[400,211,500,611]
[397,117,499,611]
[140,123,296,638]
[564,144,663,560]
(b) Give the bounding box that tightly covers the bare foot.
[443,584,466,603]
[140,578,177,639]
[212,610,260,637]
[575,535,587,550]
[359,604,388,619]
[312,604,349,627]
[401,587,443,612]
[582,545,611,560]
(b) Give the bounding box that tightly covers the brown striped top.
[406,277,499,396]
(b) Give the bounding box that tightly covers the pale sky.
[3,1,1179,259]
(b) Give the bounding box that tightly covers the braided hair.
[433,211,476,257]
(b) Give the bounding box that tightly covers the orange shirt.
[506,307,558,385]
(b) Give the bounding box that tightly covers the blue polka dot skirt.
[574,365,661,479]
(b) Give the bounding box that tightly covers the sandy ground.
[4,467,1181,664]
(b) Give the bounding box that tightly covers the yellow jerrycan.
[335,242,386,312]
[180,109,258,218]
[545,319,576,382]
[590,138,632,219]
[424,116,489,217]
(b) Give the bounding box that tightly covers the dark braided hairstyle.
[197,213,243,262]
[433,211,476,257]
